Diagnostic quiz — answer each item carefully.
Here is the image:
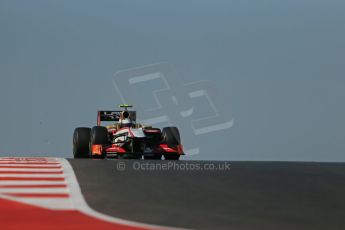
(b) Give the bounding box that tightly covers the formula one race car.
[73,104,184,160]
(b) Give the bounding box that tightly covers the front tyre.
[162,127,181,161]
[90,126,109,159]
[73,127,91,158]
[162,127,181,145]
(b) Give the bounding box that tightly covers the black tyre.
[162,127,181,160]
[162,127,181,146]
[73,127,91,158]
[90,126,109,158]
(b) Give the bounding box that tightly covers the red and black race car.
[73,105,184,160]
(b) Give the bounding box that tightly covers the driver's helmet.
[119,111,133,128]
[120,118,132,128]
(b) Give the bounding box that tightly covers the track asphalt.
[69,159,345,230]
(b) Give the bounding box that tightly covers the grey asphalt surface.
[68,159,345,230]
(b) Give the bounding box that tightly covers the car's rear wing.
[97,111,136,126]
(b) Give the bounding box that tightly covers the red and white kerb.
[0,157,179,230]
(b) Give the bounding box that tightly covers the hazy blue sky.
[0,0,344,161]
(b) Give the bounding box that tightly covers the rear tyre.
[90,126,109,159]
[73,127,91,158]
